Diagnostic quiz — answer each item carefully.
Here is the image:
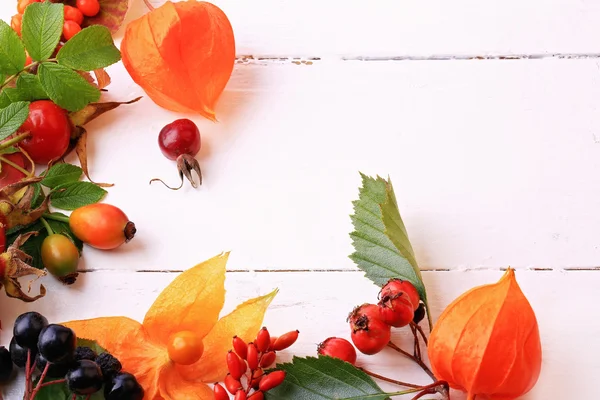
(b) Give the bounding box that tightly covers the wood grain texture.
[1,269,597,399]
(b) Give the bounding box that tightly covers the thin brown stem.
[359,368,421,389]
[29,363,49,400]
[23,350,31,399]
[387,341,436,382]
[38,378,66,388]
[410,381,449,400]
[410,324,422,360]
[142,0,155,10]
[411,322,429,346]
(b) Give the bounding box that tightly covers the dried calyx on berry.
[348,304,391,355]
[74,346,97,362]
[317,337,357,365]
[96,352,122,379]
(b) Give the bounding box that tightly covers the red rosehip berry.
[317,337,357,365]
[380,279,420,311]
[62,20,81,41]
[259,371,286,392]
[259,351,276,368]
[233,336,248,359]
[348,304,391,355]
[247,343,259,370]
[224,374,242,395]
[248,391,264,400]
[378,291,414,328]
[64,5,84,25]
[76,0,100,17]
[235,390,247,400]
[213,383,229,400]
[227,351,246,380]
[255,327,271,353]
[272,331,299,351]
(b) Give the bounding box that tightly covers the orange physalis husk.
[63,253,277,399]
[428,268,542,400]
[121,1,235,121]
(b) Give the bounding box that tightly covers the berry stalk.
[28,363,49,400]
[387,341,436,382]
[358,368,421,389]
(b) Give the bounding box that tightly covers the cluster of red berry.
[316,279,425,365]
[12,0,101,43]
[214,328,299,400]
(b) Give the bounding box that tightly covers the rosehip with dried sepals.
[380,279,420,311]
[260,351,276,368]
[69,203,136,250]
[378,291,414,328]
[255,327,271,353]
[348,304,391,355]
[248,391,264,400]
[213,383,229,400]
[247,343,259,370]
[317,337,357,365]
[233,336,248,359]
[235,390,247,400]
[272,330,299,351]
[227,350,246,380]
[150,119,202,190]
[225,373,243,395]
[413,303,426,324]
[259,370,286,391]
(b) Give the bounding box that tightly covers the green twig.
[42,213,69,224]
[0,62,40,91]
[0,131,31,149]
[0,156,31,176]
[40,217,54,236]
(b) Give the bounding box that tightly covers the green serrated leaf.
[349,173,430,326]
[0,101,30,141]
[38,63,100,112]
[57,25,121,71]
[0,20,26,75]
[22,2,64,61]
[6,213,82,270]
[50,181,106,210]
[265,356,389,400]
[42,163,83,189]
[31,181,44,209]
[4,73,49,102]
[0,92,12,109]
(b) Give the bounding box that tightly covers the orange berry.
[17,0,41,15]
[11,14,23,36]
[76,0,100,17]
[25,54,32,66]
[62,21,81,41]
[167,331,204,365]
[64,6,84,25]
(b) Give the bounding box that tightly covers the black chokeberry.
[0,346,14,383]
[38,324,76,363]
[74,346,97,362]
[36,353,72,379]
[413,303,426,324]
[96,352,122,379]
[13,312,48,350]
[9,336,33,368]
[104,372,144,400]
[66,360,103,395]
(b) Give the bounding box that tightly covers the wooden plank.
[129,0,600,57]
[1,269,597,398]
[60,59,600,271]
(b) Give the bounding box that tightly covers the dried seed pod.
[428,268,542,400]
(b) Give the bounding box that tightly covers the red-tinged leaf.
[77,0,129,34]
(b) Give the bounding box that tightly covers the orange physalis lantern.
[121,1,235,120]
[428,268,542,400]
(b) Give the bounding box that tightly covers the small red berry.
[227,351,246,380]
[413,303,426,324]
[255,327,270,353]
[348,304,391,355]
[259,371,286,392]
[378,291,414,328]
[232,336,248,360]
[248,391,264,400]
[25,54,32,66]
[224,374,242,395]
[317,337,357,365]
[272,331,299,351]
[62,20,81,41]
[268,336,277,351]
[158,118,201,161]
[249,368,264,389]
[380,279,420,311]
[260,351,276,368]
[213,383,229,400]
[11,14,23,36]
[17,0,41,15]
[234,390,247,400]
[247,343,259,370]
[76,0,100,17]
[64,5,84,25]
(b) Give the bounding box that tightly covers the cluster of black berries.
[0,312,144,400]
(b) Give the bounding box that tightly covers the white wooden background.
[2,0,600,398]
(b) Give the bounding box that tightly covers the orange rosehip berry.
[62,21,81,41]
[64,5,84,25]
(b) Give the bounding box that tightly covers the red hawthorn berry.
[348,304,391,355]
[317,337,357,365]
[255,327,271,353]
[259,371,286,392]
[260,351,276,368]
[378,291,414,328]
[380,279,420,311]
[232,336,248,359]
[272,331,299,351]
[213,383,229,400]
